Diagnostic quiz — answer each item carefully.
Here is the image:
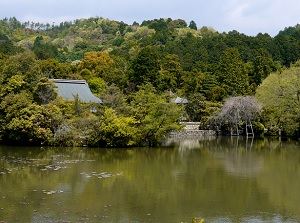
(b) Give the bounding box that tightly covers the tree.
[215,96,261,135]
[102,84,130,115]
[0,35,22,55]
[0,74,26,98]
[256,63,300,136]
[249,48,277,86]
[0,92,53,145]
[108,55,129,89]
[168,19,187,28]
[181,70,205,96]
[79,51,115,79]
[38,58,73,79]
[130,83,183,146]
[188,20,197,30]
[141,18,168,32]
[274,33,300,67]
[87,77,106,98]
[129,46,160,88]
[32,36,58,60]
[157,54,183,92]
[33,77,57,104]
[216,48,250,99]
[124,26,155,41]
[1,51,37,80]
[97,108,138,147]
[185,93,221,124]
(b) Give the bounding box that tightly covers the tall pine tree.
[216,48,249,99]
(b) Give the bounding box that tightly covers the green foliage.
[158,54,183,92]
[252,121,265,135]
[102,84,130,115]
[188,20,197,30]
[79,51,114,76]
[33,77,57,104]
[130,83,184,146]
[124,26,156,41]
[6,104,53,144]
[32,36,59,60]
[98,108,138,147]
[1,51,37,81]
[185,93,221,125]
[273,33,300,67]
[73,94,82,117]
[41,102,64,132]
[191,217,205,223]
[216,48,250,99]
[2,16,300,145]
[256,63,300,136]
[249,48,277,86]
[38,58,73,79]
[0,74,26,97]
[141,18,169,32]
[129,46,160,88]
[168,19,187,28]
[0,93,53,145]
[112,35,124,46]
[185,93,206,121]
[87,77,105,97]
[0,37,23,55]
[181,70,205,96]
[53,121,81,147]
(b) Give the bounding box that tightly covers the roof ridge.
[51,79,87,84]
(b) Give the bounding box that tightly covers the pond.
[0,136,300,223]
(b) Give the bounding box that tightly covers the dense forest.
[1,16,300,146]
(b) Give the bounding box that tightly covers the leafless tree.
[216,96,261,135]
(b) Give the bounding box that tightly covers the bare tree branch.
[217,96,261,127]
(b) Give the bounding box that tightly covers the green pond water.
[0,136,300,223]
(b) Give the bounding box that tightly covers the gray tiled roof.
[172,96,188,104]
[52,79,102,103]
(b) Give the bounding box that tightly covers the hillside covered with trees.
[1,16,300,146]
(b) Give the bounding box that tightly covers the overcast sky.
[1,0,299,36]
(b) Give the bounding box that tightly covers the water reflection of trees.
[165,136,298,152]
[163,136,300,221]
[0,141,300,222]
